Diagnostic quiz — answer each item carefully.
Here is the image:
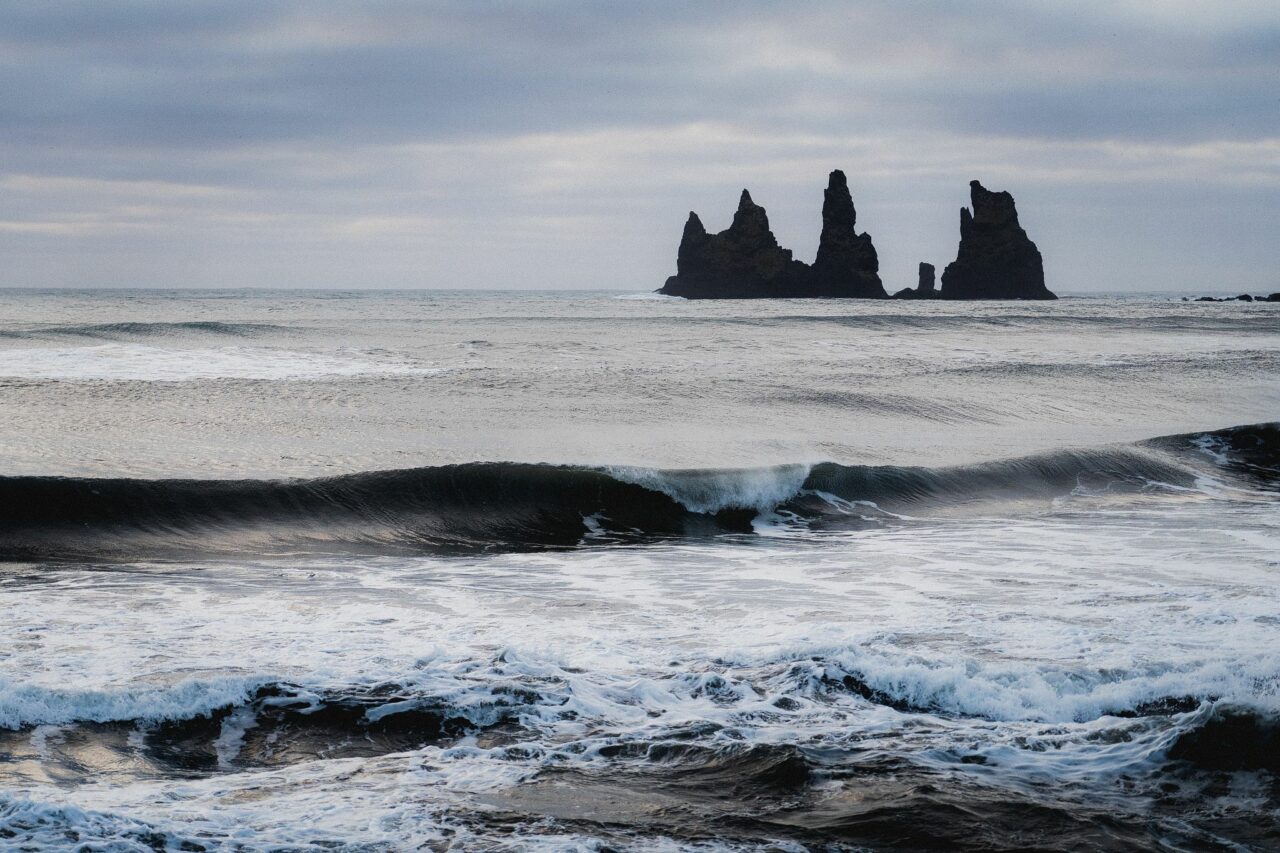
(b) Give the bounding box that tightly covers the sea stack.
[809,170,885,298]
[660,191,801,299]
[894,262,938,299]
[918,262,936,295]
[659,171,886,299]
[940,181,1056,300]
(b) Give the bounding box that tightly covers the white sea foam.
[2,498,1276,737]
[790,646,1279,722]
[604,464,811,513]
[1190,432,1232,465]
[4,640,1263,736]
[802,490,918,519]
[213,706,259,768]
[0,675,271,731]
[0,343,447,381]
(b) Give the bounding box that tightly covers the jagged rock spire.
[968,180,1019,227]
[675,212,709,277]
[820,169,857,240]
[812,169,885,298]
[659,172,1053,301]
[728,188,776,247]
[682,211,706,240]
[940,180,1055,300]
[658,171,886,299]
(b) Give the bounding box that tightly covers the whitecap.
[0,343,449,381]
[604,464,811,514]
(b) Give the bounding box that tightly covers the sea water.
[0,290,1276,850]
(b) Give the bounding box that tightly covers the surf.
[0,423,1273,560]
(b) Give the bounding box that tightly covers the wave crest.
[0,423,1273,560]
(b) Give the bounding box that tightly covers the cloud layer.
[2,1,1277,292]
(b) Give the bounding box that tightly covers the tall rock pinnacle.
[940,181,1056,300]
[812,170,886,298]
[675,212,709,277]
[918,262,936,293]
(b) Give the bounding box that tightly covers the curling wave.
[0,423,1274,560]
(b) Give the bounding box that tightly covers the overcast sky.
[1,1,1277,293]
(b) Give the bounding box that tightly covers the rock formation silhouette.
[659,171,886,299]
[810,170,884,297]
[940,181,1056,300]
[1188,293,1280,302]
[918,262,936,295]
[894,262,939,299]
[660,174,1056,300]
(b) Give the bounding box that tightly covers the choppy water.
[0,289,1277,851]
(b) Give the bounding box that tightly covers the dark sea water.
[0,289,1277,851]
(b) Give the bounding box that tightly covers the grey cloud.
[0,1,1276,292]
[3,0,1276,155]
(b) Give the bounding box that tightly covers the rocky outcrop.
[918,262,936,295]
[809,170,884,297]
[894,262,940,299]
[940,181,1056,300]
[661,191,804,299]
[1186,293,1279,302]
[659,171,886,299]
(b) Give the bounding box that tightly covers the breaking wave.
[3,642,1274,768]
[0,423,1273,560]
[3,644,1273,740]
[2,636,1276,849]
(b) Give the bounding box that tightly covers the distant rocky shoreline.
[658,172,1055,300]
[1185,294,1280,303]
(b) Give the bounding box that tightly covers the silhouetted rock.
[660,192,801,298]
[918,262,936,294]
[1191,294,1269,302]
[809,170,885,298]
[940,181,1055,300]
[892,262,941,299]
[659,171,886,299]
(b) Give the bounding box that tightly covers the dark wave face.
[0,423,1274,561]
[0,463,731,560]
[1148,421,1280,486]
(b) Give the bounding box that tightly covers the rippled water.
[0,290,1277,850]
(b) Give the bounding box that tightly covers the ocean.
[0,289,1277,851]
